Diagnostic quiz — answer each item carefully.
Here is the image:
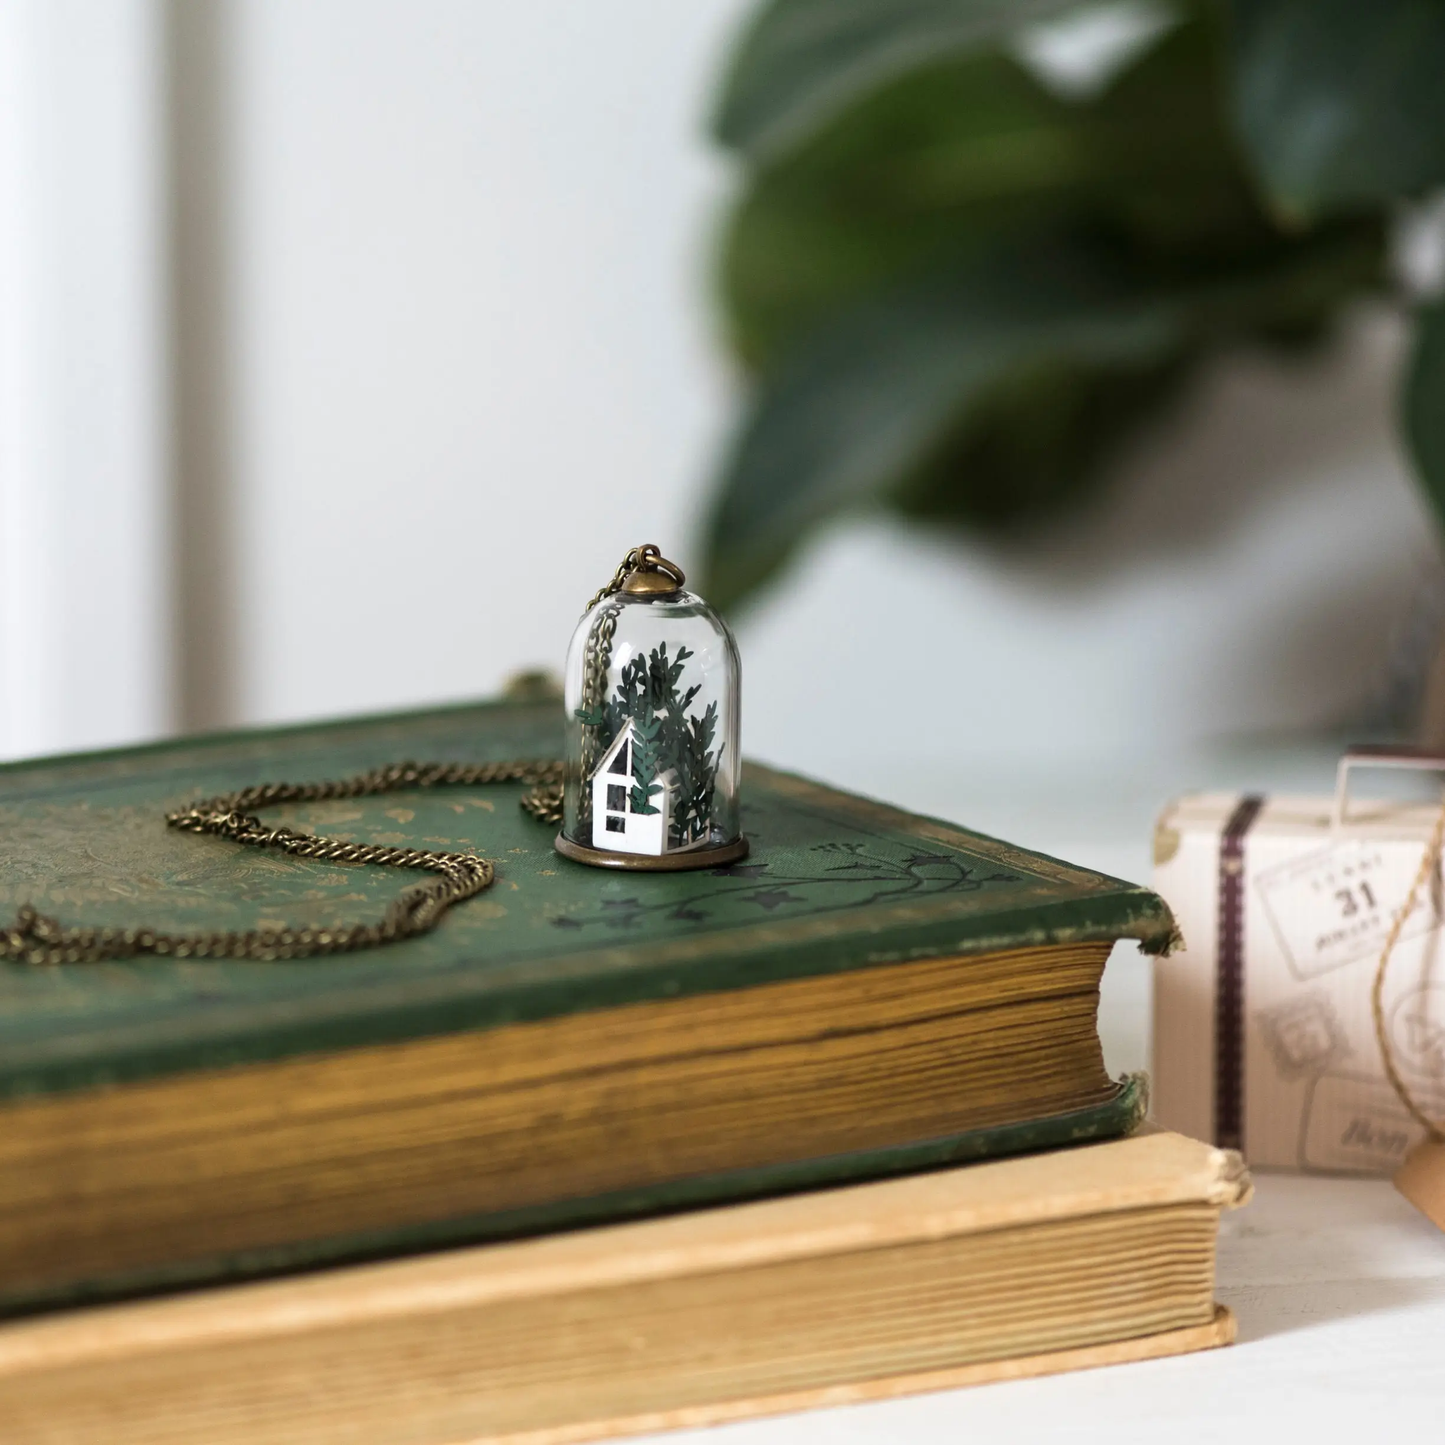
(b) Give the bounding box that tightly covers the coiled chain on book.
[577,600,619,835]
[0,546,661,967]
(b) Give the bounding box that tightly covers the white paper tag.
[1254,840,1438,980]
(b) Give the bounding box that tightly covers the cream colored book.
[0,1129,1248,1445]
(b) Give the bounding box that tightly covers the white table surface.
[654,744,1445,1442]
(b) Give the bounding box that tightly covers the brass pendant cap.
[620,552,686,596]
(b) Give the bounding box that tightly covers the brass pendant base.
[554,834,749,872]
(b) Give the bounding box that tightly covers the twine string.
[1371,794,1445,1143]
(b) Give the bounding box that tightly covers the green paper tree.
[577,644,722,847]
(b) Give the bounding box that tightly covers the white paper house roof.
[590,719,636,781]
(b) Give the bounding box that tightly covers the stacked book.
[0,699,1248,1442]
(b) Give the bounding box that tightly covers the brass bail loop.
[582,544,688,616]
[620,544,685,597]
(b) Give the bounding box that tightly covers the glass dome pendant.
[557,545,746,870]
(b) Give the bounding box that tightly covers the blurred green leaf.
[721,10,1296,369]
[703,223,1385,610]
[720,50,1065,367]
[1230,0,1445,218]
[712,0,1083,157]
[892,350,1197,527]
[705,244,1180,609]
[1406,300,1445,527]
[705,0,1406,609]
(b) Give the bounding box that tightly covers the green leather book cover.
[0,697,1173,1101]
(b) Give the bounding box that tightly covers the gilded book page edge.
[485,1307,1237,1445]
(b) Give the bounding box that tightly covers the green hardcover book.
[0,699,1174,1315]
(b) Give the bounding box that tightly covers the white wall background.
[1,0,1439,791]
[223,0,740,729]
[0,0,167,758]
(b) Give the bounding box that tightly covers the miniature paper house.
[590,720,678,857]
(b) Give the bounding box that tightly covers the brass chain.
[1,547,659,967]
[577,602,620,834]
[582,543,663,615]
[575,542,668,832]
